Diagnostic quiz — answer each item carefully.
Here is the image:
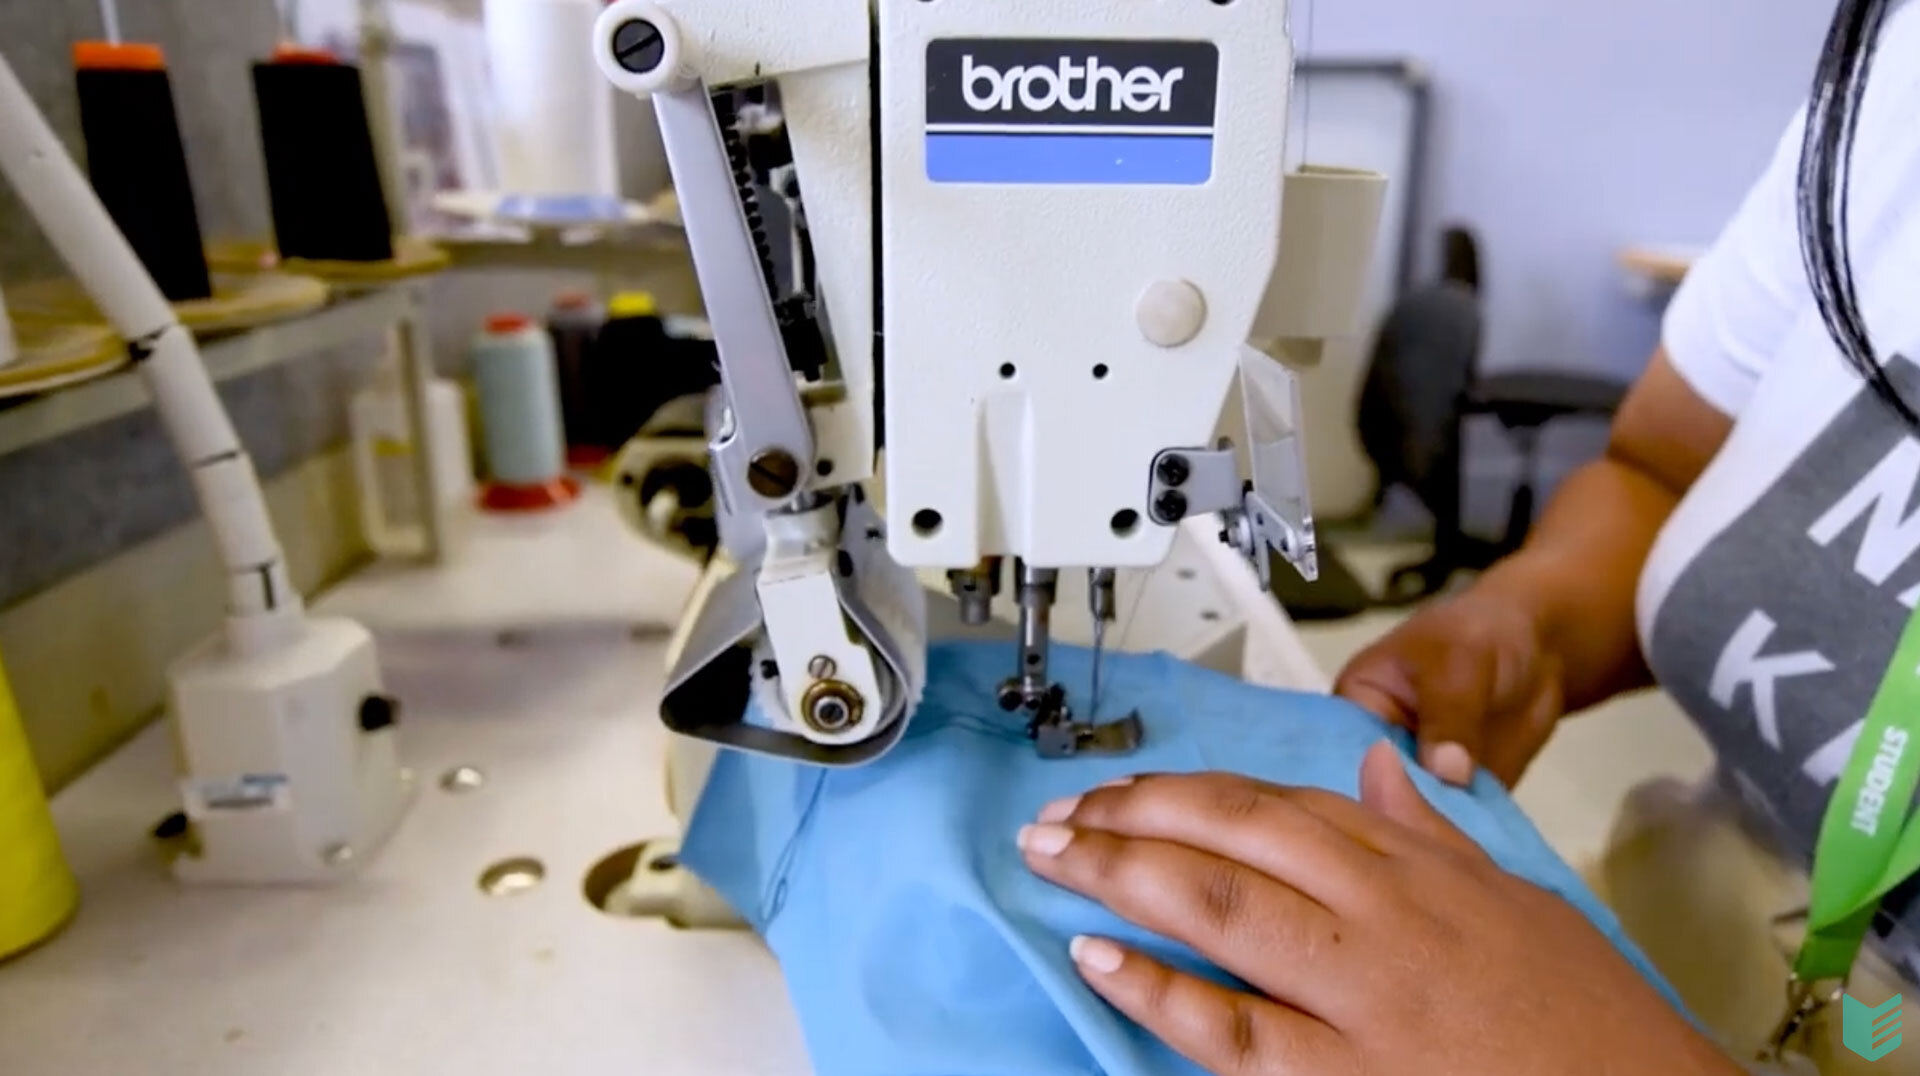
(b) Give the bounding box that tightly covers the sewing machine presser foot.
[1012,683,1144,760]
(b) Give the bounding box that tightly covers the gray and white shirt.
[1637,2,1920,984]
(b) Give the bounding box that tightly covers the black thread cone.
[252,57,393,262]
[74,54,212,302]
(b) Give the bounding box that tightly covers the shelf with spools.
[406,0,699,308]
[0,27,456,545]
[335,0,705,376]
[0,286,423,460]
[0,255,329,399]
[2,38,311,391]
[0,37,362,404]
[1617,244,1701,300]
[0,0,702,612]
[0,234,447,423]
[429,189,691,289]
[302,0,710,633]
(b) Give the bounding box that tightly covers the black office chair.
[1362,226,1628,605]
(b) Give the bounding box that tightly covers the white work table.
[3,627,808,1076]
[1,510,1724,1076]
[0,499,1334,1076]
[0,505,1718,1076]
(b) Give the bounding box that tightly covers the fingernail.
[1017,823,1074,856]
[1036,795,1080,824]
[1098,775,1135,789]
[1070,935,1125,974]
[1426,742,1474,786]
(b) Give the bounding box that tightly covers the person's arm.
[1339,94,1809,784]
[1333,350,1735,783]
[1468,348,1731,712]
[1488,94,1825,714]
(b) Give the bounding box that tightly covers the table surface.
[0,500,1724,1076]
[3,627,812,1076]
[318,483,704,637]
[0,516,1321,1076]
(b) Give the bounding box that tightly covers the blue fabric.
[683,642,1684,1076]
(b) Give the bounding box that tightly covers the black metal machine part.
[712,86,830,382]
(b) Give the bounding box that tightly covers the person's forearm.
[1470,452,1684,712]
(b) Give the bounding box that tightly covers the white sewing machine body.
[594,0,1383,767]
[878,4,1289,573]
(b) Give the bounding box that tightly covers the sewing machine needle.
[1090,617,1104,717]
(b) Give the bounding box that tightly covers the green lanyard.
[1762,605,1920,1060]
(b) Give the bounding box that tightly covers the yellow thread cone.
[0,650,77,960]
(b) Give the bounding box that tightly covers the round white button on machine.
[1136,280,1207,348]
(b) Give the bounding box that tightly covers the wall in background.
[1301,0,1835,535]
[1306,0,1831,379]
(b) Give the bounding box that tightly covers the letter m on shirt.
[1810,439,1920,605]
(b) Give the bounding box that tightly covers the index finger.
[1020,824,1358,1015]
[1332,658,1419,729]
[1041,773,1402,912]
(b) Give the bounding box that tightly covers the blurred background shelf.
[437,231,686,272]
[1618,244,1701,299]
[0,286,414,460]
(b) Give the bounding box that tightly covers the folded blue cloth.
[683,642,1683,1075]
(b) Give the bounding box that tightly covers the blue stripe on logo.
[925,133,1213,185]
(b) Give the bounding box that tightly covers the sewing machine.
[594,0,1382,774]
[594,0,1386,776]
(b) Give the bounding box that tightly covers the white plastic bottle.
[0,288,17,369]
[349,339,475,558]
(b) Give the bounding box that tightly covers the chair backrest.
[1356,279,1483,504]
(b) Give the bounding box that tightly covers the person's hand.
[1332,587,1564,786]
[1019,743,1738,1076]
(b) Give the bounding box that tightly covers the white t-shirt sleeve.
[1660,108,1811,418]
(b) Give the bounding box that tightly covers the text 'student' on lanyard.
[1759,606,1920,1062]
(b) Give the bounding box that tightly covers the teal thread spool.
[472,313,578,512]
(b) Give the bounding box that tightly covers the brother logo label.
[925,38,1220,185]
[960,54,1188,115]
